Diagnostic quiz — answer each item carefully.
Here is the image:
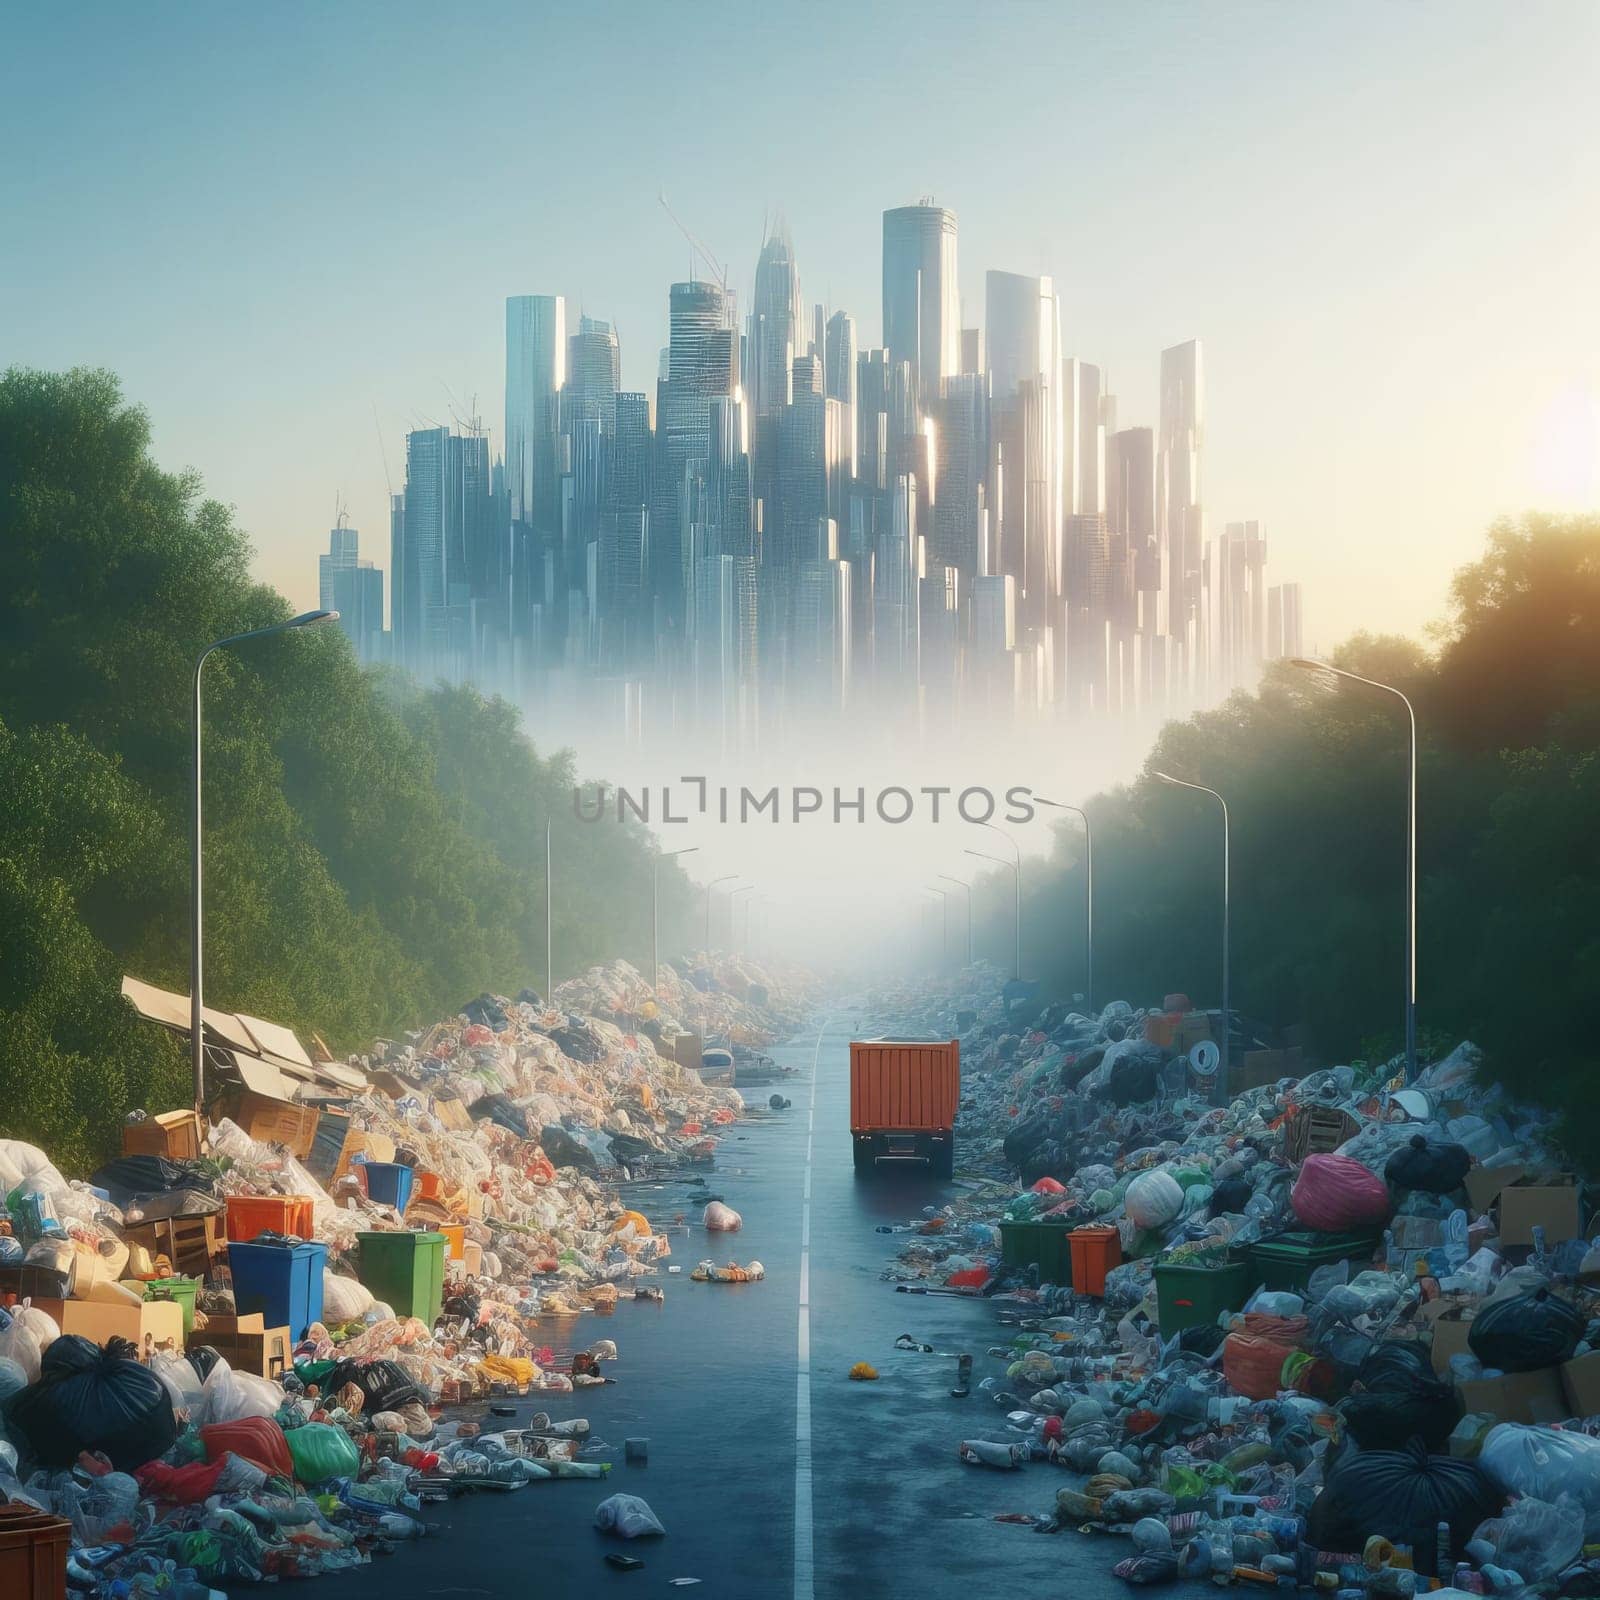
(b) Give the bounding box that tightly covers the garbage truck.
[849,1038,959,1176]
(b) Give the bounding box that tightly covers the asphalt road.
[335,1009,1119,1599]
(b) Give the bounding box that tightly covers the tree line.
[969,511,1600,1162]
[0,367,695,1169]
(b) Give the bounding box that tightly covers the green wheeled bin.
[356,1230,446,1325]
[998,1220,1074,1287]
[1152,1257,1251,1333]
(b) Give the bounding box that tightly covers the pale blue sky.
[4,1,1597,647]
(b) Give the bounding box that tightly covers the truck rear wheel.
[931,1143,954,1179]
[853,1141,874,1174]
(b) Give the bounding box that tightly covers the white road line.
[794,1017,824,1600]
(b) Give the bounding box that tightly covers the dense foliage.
[0,367,692,1169]
[969,512,1600,1160]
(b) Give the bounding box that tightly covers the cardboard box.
[192,1312,291,1379]
[1463,1163,1528,1214]
[1170,1012,1216,1054]
[1429,1308,1476,1375]
[21,1296,185,1352]
[432,1096,474,1133]
[1498,1182,1582,1248]
[1235,1046,1305,1093]
[1560,1351,1600,1419]
[669,1031,704,1071]
[225,1090,319,1158]
[1457,1365,1569,1425]
[121,1110,203,1160]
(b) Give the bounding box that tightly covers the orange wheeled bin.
[1069,1225,1122,1297]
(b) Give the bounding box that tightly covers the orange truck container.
[849,1039,960,1176]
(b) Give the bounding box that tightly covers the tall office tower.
[1063,358,1105,519]
[1216,520,1268,687]
[566,315,621,432]
[792,558,853,712]
[318,519,359,608]
[882,201,959,404]
[917,563,960,710]
[748,226,803,420]
[691,549,758,744]
[316,522,383,660]
[985,270,1062,633]
[1279,582,1304,658]
[1157,338,1205,689]
[1105,425,1154,711]
[824,310,857,480]
[505,295,567,532]
[932,374,986,578]
[394,425,493,676]
[872,474,921,703]
[774,353,832,577]
[972,573,1017,656]
[388,492,406,649]
[855,348,892,492]
[1064,512,1111,711]
[960,327,983,376]
[652,280,737,621]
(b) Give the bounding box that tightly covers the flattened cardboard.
[1429,1309,1476,1375]
[1561,1351,1600,1419]
[1457,1365,1568,1425]
[1497,1182,1582,1247]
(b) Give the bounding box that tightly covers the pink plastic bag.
[1291,1153,1392,1232]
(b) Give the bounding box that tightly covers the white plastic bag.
[1125,1170,1183,1230]
[594,1492,666,1538]
[322,1270,374,1323]
[149,1350,205,1418]
[11,1300,59,1353]
[1480,1425,1600,1535]
[702,1201,742,1232]
[200,1356,282,1424]
[1470,1495,1584,1582]
[0,1310,42,1383]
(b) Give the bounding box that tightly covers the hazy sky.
[4,1,1598,656]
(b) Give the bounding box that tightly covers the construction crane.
[658,192,728,292]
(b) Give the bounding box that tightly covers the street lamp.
[976,820,1022,981]
[652,846,699,995]
[192,609,339,1114]
[965,847,1021,980]
[1152,771,1230,1104]
[925,887,950,970]
[704,874,738,952]
[1289,657,1419,1081]
[937,873,973,967]
[1036,797,1094,1011]
[730,884,755,956]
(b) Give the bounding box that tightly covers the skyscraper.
[824,309,857,480]
[748,226,803,420]
[882,201,959,403]
[506,294,567,532]
[1157,338,1205,689]
[566,315,621,432]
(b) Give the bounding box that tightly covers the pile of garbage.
[0,954,805,1596]
[876,979,1600,1594]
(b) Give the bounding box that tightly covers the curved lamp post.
[1153,770,1230,1104]
[1289,657,1418,1081]
[1036,796,1093,1010]
[937,873,973,967]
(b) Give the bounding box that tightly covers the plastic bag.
[148,1350,204,1418]
[201,1415,293,1476]
[702,1201,742,1231]
[200,1356,282,1424]
[1386,1135,1472,1194]
[0,1309,43,1383]
[1125,1171,1184,1230]
[322,1270,374,1324]
[1291,1154,1392,1232]
[594,1491,666,1538]
[1480,1424,1600,1534]
[284,1420,359,1483]
[1469,1288,1583,1373]
[1308,1439,1501,1578]
[5,1335,177,1471]
[1470,1495,1584,1583]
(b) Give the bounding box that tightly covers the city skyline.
[4,2,1597,661]
[330,201,1304,746]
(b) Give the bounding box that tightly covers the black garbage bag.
[1002,1109,1053,1171]
[1385,1135,1472,1195]
[1106,1044,1167,1106]
[1308,1440,1501,1578]
[608,1132,656,1165]
[1061,1046,1104,1091]
[1210,1176,1254,1216]
[1469,1287,1584,1372]
[549,1020,602,1063]
[460,993,509,1030]
[5,1335,177,1471]
[468,1093,528,1138]
[1177,1322,1227,1358]
[540,1124,599,1173]
[514,988,543,1009]
[91,1155,217,1208]
[322,1357,422,1414]
[1344,1344,1461,1451]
